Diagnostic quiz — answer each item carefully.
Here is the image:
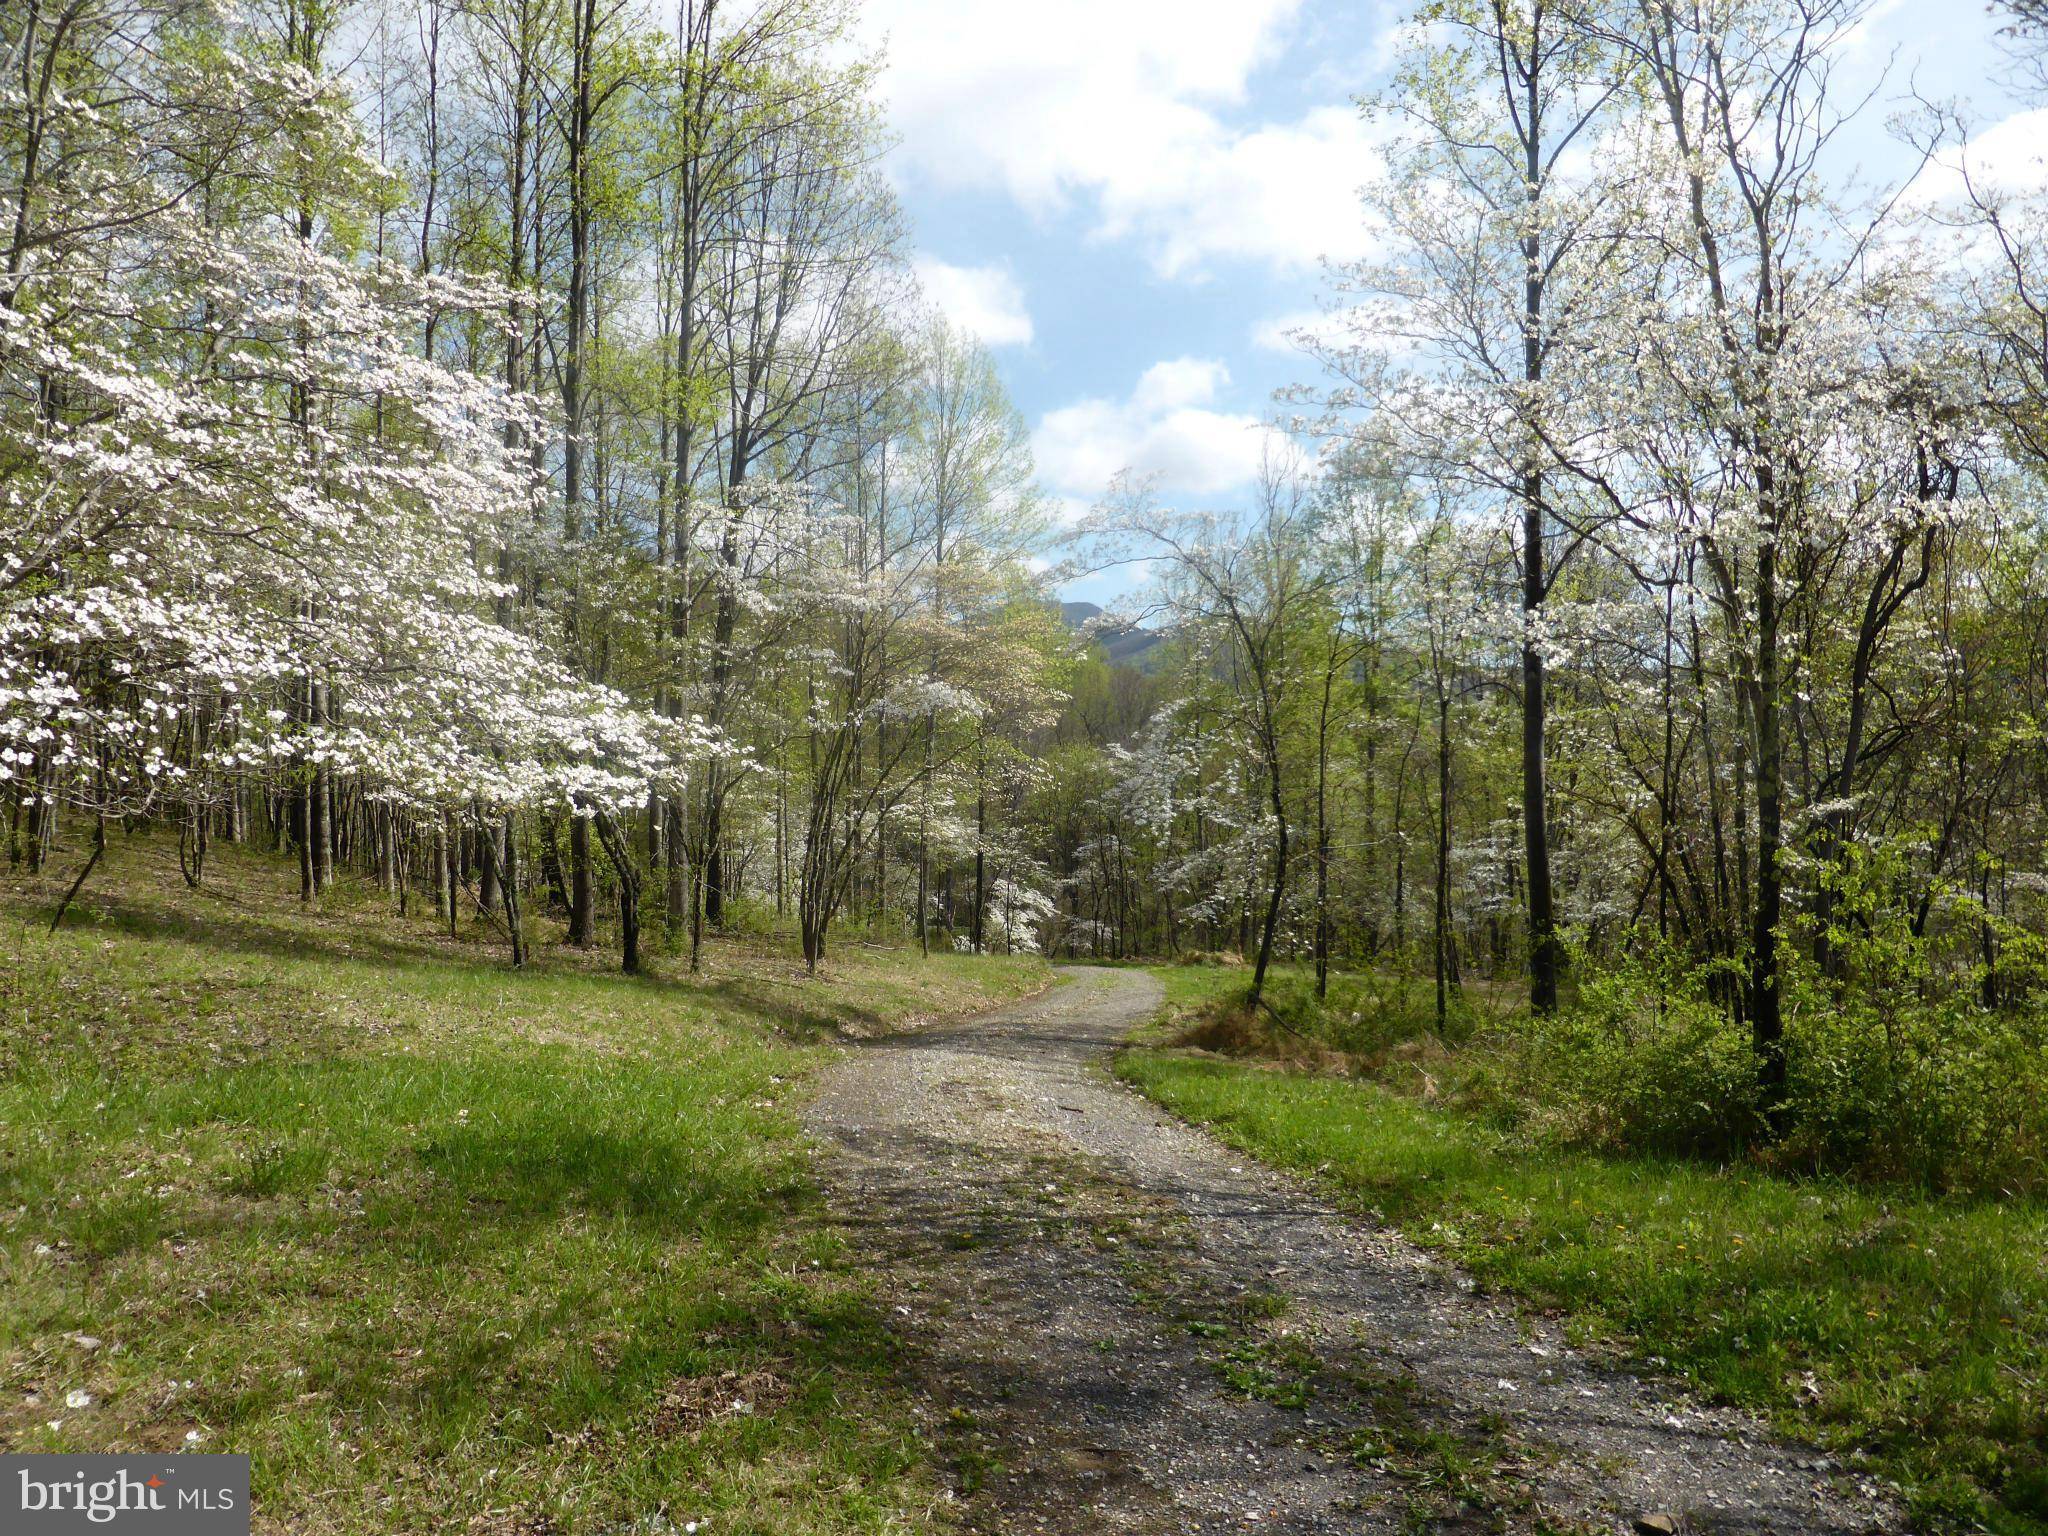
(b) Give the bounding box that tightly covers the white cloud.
[863,0,1384,277]
[1097,105,1388,278]
[911,257,1035,347]
[1033,358,1270,502]
[1130,357,1231,412]
[1909,107,2048,209]
[1967,108,2048,189]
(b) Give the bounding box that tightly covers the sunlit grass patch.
[0,836,1045,1533]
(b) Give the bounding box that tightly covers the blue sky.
[853,0,2031,604]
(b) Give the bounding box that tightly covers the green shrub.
[1499,952,1761,1158]
[1190,914,2048,1192]
[1778,977,2048,1192]
[1772,846,2048,1192]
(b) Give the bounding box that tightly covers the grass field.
[0,834,1045,1535]
[1119,961,2048,1535]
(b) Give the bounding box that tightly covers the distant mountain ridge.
[1059,601,1163,669]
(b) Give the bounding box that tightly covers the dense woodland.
[10,0,2048,1184]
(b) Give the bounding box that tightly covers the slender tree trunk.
[664,799,685,930]
[500,812,526,969]
[1435,689,1456,1035]
[1749,548,1786,1116]
[295,754,313,902]
[479,800,500,914]
[561,0,597,947]
[591,807,641,974]
[1249,734,1288,1006]
[917,716,932,959]
[432,823,449,923]
[1315,671,1333,1000]
[1519,92,1558,1013]
[443,807,460,938]
[310,680,332,894]
[1657,577,1677,941]
[688,853,705,971]
[971,777,986,953]
[1521,488,1558,1011]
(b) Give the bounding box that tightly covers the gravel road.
[806,965,1898,1535]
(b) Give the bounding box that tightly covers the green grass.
[1121,962,2048,1535]
[1,834,1045,1534]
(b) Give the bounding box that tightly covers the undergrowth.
[1126,957,2048,1533]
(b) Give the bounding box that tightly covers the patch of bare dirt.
[648,1368,792,1440]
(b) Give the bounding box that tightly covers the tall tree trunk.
[561,0,596,946]
[1748,546,1786,1116]
[1314,671,1333,1000]
[1520,482,1558,1011]
[917,716,933,958]
[971,779,986,953]
[1435,689,1456,1035]
[1519,70,1559,1015]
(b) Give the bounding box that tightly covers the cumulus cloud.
[862,0,1383,277]
[911,257,1035,347]
[1033,358,1271,503]
[1095,105,1388,278]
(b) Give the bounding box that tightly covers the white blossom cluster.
[0,36,716,834]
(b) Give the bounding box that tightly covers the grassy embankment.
[0,835,1044,1534]
[1118,962,2048,1535]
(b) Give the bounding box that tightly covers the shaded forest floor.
[0,833,1045,1534]
[1121,962,2048,1534]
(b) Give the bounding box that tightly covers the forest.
[13,0,2048,1184]
[7,0,2048,1529]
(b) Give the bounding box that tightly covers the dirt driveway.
[807,966,1896,1535]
